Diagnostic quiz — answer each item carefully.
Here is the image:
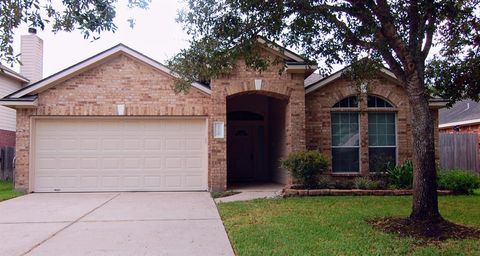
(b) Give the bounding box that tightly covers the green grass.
[0,180,23,202]
[218,192,480,256]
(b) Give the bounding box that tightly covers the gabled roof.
[304,63,448,108]
[255,37,317,76]
[0,64,29,83]
[305,65,397,94]
[439,100,480,128]
[256,37,306,63]
[2,44,212,101]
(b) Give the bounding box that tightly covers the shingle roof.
[0,64,29,83]
[439,99,480,125]
[304,73,322,87]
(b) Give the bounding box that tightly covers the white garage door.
[33,118,208,192]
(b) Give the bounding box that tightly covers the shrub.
[437,170,480,194]
[331,180,355,189]
[386,160,413,189]
[353,177,381,189]
[281,150,329,189]
[317,176,330,189]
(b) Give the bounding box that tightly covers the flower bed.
[283,188,454,197]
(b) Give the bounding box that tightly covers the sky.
[11,0,190,77]
[9,1,441,79]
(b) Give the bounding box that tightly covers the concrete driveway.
[0,192,234,256]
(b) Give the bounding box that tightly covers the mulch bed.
[211,190,241,199]
[368,217,480,242]
[283,188,454,197]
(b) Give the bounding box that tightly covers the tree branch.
[421,2,436,60]
[367,0,414,71]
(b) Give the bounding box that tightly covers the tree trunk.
[405,70,443,222]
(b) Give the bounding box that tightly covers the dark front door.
[227,125,255,181]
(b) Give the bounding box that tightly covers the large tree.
[0,0,149,66]
[169,0,479,224]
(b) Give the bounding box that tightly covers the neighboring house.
[439,100,480,133]
[438,100,480,172]
[0,29,43,148]
[0,36,447,193]
[0,65,29,147]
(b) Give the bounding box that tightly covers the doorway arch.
[227,93,288,186]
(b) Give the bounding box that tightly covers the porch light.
[213,121,225,139]
[255,79,262,90]
[116,104,125,115]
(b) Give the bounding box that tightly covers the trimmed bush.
[386,160,413,189]
[437,170,480,194]
[353,177,381,190]
[331,180,355,189]
[317,176,330,189]
[281,150,329,189]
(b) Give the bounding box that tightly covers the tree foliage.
[170,0,479,105]
[171,0,480,223]
[0,0,149,66]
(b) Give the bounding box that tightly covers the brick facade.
[209,59,306,190]
[440,124,480,134]
[14,54,211,191]
[306,76,440,177]
[12,48,440,192]
[0,129,15,148]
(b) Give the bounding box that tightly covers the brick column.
[284,74,307,185]
[14,109,34,192]
[209,79,228,191]
[286,74,307,152]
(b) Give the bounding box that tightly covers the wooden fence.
[0,147,15,180]
[440,133,479,172]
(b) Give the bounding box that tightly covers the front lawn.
[0,180,23,202]
[218,192,480,256]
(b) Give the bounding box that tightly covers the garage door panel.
[34,118,207,192]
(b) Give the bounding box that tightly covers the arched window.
[367,96,396,172]
[333,96,358,108]
[367,95,393,108]
[331,96,360,173]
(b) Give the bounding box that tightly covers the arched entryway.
[227,93,288,188]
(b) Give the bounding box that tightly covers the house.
[0,33,447,192]
[438,100,480,172]
[0,65,29,148]
[439,100,480,133]
[0,29,43,148]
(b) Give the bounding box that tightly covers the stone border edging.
[283,188,454,197]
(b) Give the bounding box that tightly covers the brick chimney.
[20,28,43,83]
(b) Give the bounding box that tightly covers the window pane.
[368,123,376,134]
[367,96,393,108]
[332,148,359,173]
[331,113,340,123]
[386,124,395,134]
[370,135,378,146]
[331,112,359,146]
[367,96,375,108]
[333,96,359,108]
[368,113,395,146]
[369,147,396,172]
[386,113,395,123]
[340,113,350,123]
